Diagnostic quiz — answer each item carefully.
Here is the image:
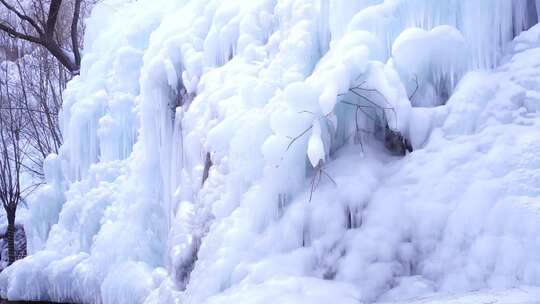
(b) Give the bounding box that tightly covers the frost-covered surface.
[2,0,540,303]
[385,287,540,304]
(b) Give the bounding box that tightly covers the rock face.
[384,124,413,156]
[0,225,27,272]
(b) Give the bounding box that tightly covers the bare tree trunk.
[6,207,16,266]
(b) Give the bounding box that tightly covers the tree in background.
[0,0,96,266]
[0,0,97,175]
[0,33,64,178]
[0,0,83,74]
[0,63,31,266]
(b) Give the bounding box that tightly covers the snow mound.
[386,286,540,304]
[391,26,468,107]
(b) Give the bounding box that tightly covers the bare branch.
[308,164,337,203]
[339,85,399,131]
[408,75,419,101]
[44,0,62,39]
[71,0,82,68]
[286,125,313,151]
[0,0,82,74]
[0,0,43,35]
[0,21,41,44]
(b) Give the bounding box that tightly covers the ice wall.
[1,0,540,303]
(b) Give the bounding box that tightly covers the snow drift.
[2,0,540,303]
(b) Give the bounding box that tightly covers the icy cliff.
[2,0,540,303]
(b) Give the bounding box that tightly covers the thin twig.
[308,164,337,202]
[408,75,419,101]
[286,125,313,151]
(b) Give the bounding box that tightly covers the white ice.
[1,1,540,304]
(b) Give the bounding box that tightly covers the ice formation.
[2,0,540,303]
